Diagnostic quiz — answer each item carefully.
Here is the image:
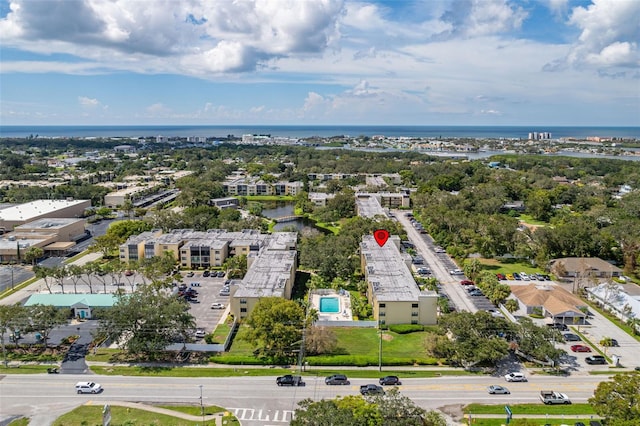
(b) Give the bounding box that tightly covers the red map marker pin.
[373,229,390,247]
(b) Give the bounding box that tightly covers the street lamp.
[199,385,205,425]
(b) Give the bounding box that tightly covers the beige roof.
[552,257,622,274]
[510,283,586,316]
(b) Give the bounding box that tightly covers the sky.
[0,0,638,127]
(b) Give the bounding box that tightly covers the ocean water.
[1,125,639,139]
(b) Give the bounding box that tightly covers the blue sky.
[0,0,638,126]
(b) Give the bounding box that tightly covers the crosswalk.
[229,407,295,423]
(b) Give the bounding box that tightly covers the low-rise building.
[0,199,90,232]
[360,235,437,325]
[355,194,387,218]
[550,257,623,279]
[509,283,588,324]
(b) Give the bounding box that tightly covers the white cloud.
[559,0,640,70]
[436,0,527,39]
[78,96,100,108]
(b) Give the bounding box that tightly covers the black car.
[585,355,607,365]
[548,323,568,331]
[217,271,226,278]
[203,270,210,277]
[379,375,402,386]
[276,375,305,386]
[563,333,581,342]
[325,374,350,385]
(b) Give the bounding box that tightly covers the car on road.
[325,374,350,385]
[211,303,226,309]
[276,375,305,386]
[504,372,527,382]
[563,333,581,342]
[570,344,591,353]
[487,385,510,394]
[379,375,402,386]
[585,355,607,365]
[75,381,102,394]
[360,384,385,395]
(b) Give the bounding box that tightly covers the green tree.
[223,254,248,279]
[589,372,640,425]
[463,258,482,281]
[504,299,519,313]
[23,246,44,266]
[240,298,305,363]
[28,304,68,348]
[90,233,122,258]
[0,304,28,367]
[97,285,195,358]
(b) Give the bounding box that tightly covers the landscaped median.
[463,403,601,426]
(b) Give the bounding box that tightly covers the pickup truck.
[360,384,385,396]
[540,390,571,405]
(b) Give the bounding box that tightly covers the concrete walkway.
[85,400,226,425]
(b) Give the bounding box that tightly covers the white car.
[504,372,527,382]
[520,272,529,280]
[211,303,226,309]
[194,329,206,338]
[449,269,464,275]
[75,381,102,394]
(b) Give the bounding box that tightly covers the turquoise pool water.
[319,297,340,313]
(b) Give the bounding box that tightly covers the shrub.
[388,324,424,334]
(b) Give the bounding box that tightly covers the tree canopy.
[589,372,640,426]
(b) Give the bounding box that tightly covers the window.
[380,320,386,325]
[379,311,385,317]
[240,308,247,313]
[412,303,419,308]
[240,299,247,304]
[411,312,418,317]
[379,303,386,308]
[411,320,418,325]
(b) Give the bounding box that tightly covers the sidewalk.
[85,400,226,425]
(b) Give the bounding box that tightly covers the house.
[509,283,588,324]
[550,257,622,279]
[24,293,117,319]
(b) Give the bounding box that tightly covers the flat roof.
[24,293,117,307]
[356,195,386,218]
[15,217,85,230]
[0,199,89,222]
[234,250,296,298]
[361,235,422,302]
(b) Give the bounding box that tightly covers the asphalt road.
[0,373,609,426]
[0,266,33,294]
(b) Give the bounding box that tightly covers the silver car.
[487,385,510,394]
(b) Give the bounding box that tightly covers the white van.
[75,381,102,394]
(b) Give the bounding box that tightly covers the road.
[393,210,478,313]
[0,373,607,426]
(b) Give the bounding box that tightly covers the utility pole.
[199,385,205,425]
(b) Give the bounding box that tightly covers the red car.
[496,273,506,280]
[571,344,591,353]
[460,280,475,286]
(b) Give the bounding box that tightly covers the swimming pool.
[319,296,340,313]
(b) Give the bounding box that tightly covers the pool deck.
[311,290,353,322]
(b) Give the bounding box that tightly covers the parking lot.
[177,271,232,338]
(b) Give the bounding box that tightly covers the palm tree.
[627,317,640,336]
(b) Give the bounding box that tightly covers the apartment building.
[356,192,410,209]
[360,235,437,325]
[223,177,302,196]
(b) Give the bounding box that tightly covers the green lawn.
[467,419,595,426]
[0,364,52,374]
[6,418,28,426]
[478,258,547,276]
[464,403,596,415]
[518,214,549,227]
[52,405,239,426]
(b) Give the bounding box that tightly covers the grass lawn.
[518,214,549,227]
[478,258,546,276]
[6,418,29,426]
[0,365,52,374]
[211,322,231,344]
[467,419,595,426]
[464,403,596,415]
[52,405,239,426]
[155,404,227,416]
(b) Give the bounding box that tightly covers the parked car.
[571,344,591,353]
[379,375,402,386]
[505,273,515,280]
[124,270,134,276]
[203,270,211,277]
[520,272,529,280]
[504,372,527,382]
[563,333,581,342]
[449,269,464,275]
[487,385,510,394]
[469,290,484,296]
[186,271,195,277]
[542,274,552,281]
[217,271,226,278]
[211,303,226,309]
[585,355,607,365]
[602,338,619,347]
[75,381,103,394]
[513,273,522,280]
[460,280,474,286]
[496,273,506,280]
[194,329,206,338]
[434,247,446,253]
[548,323,568,331]
[276,375,305,386]
[325,374,350,385]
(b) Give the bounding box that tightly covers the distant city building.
[528,132,552,140]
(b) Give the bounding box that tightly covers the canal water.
[260,201,325,233]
